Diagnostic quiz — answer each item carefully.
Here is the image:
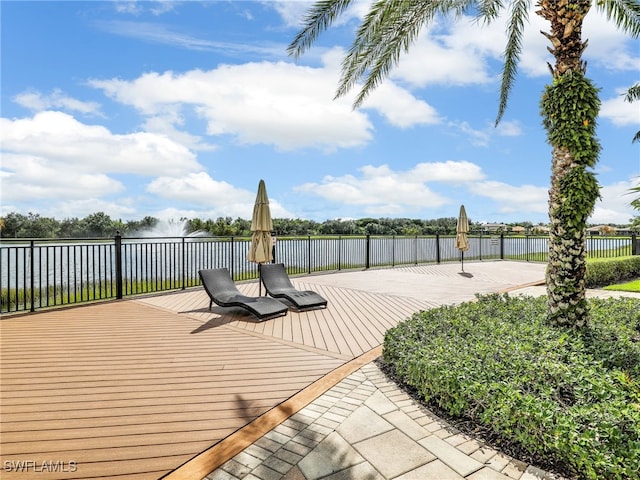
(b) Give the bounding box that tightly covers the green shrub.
[586,256,640,288]
[383,294,640,480]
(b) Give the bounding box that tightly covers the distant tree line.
[0,211,632,239]
[0,212,465,238]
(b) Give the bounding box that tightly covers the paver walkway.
[205,361,560,480]
[200,261,573,480]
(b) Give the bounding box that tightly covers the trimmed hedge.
[383,294,640,480]
[586,256,640,288]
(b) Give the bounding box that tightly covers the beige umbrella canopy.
[247,180,273,294]
[456,205,470,272]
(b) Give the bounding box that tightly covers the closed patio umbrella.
[247,179,273,294]
[456,204,470,272]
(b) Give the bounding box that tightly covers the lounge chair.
[260,263,328,311]
[198,268,288,321]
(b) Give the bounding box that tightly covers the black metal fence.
[1,233,637,314]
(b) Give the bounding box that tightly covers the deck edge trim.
[159,346,383,480]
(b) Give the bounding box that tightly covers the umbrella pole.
[258,263,262,296]
[461,252,464,272]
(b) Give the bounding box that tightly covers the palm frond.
[625,82,640,102]
[496,0,530,125]
[595,0,640,38]
[288,0,355,59]
[337,0,475,107]
[476,0,507,23]
[336,0,432,103]
[624,83,640,142]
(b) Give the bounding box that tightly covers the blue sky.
[1,1,639,226]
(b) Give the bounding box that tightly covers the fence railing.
[1,233,637,314]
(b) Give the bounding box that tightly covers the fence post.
[308,235,312,274]
[181,237,186,290]
[230,237,235,279]
[415,235,418,265]
[435,233,441,264]
[500,234,505,260]
[29,240,35,312]
[272,232,276,264]
[632,234,638,255]
[365,235,370,269]
[479,231,483,260]
[392,235,396,267]
[115,232,123,300]
[338,236,342,271]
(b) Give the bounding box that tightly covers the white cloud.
[408,161,485,183]
[46,198,138,221]
[448,121,491,147]
[113,1,179,16]
[470,181,549,214]
[146,172,254,205]
[495,120,523,137]
[468,177,637,225]
[142,115,217,152]
[440,118,524,148]
[269,1,314,28]
[583,10,640,72]
[377,8,639,89]
[384,13,549,86]
[96,19,286,57]
[271,0,368,29]
[89,61,379,151]
[0,111,204,211]
[13,89,103,116]
[0,111,201,177]
[114,0,142,15]
[363,81,441,127]
[590,179,638,224]
[146,172,295,218]
[0,154,123,202]
[600,88,640,126]
[296,161,485,215]
[391,20,497,87]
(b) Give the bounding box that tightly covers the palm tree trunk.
[546,146,589,327]
[537,0,600,328]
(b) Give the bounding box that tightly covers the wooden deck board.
[1,278,434,479]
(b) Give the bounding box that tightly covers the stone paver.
[419,435,484,477]
[382,409,430,441]
[203,362,563,480]
[335,405,394,443]
[467,467,512,480]
[364,389,397,415]
[394,459,464,480]
[297,431,365,479]
[353,429,436,478]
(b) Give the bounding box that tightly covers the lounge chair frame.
[198,268,288,321]
[260,263,328,311]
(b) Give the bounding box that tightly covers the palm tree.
[289,0,640,328]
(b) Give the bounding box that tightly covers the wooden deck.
[0,278,435,479]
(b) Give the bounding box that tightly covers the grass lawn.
[604,279,640,293]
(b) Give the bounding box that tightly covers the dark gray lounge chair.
[260,263,328,311]
[198,268,288,321]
